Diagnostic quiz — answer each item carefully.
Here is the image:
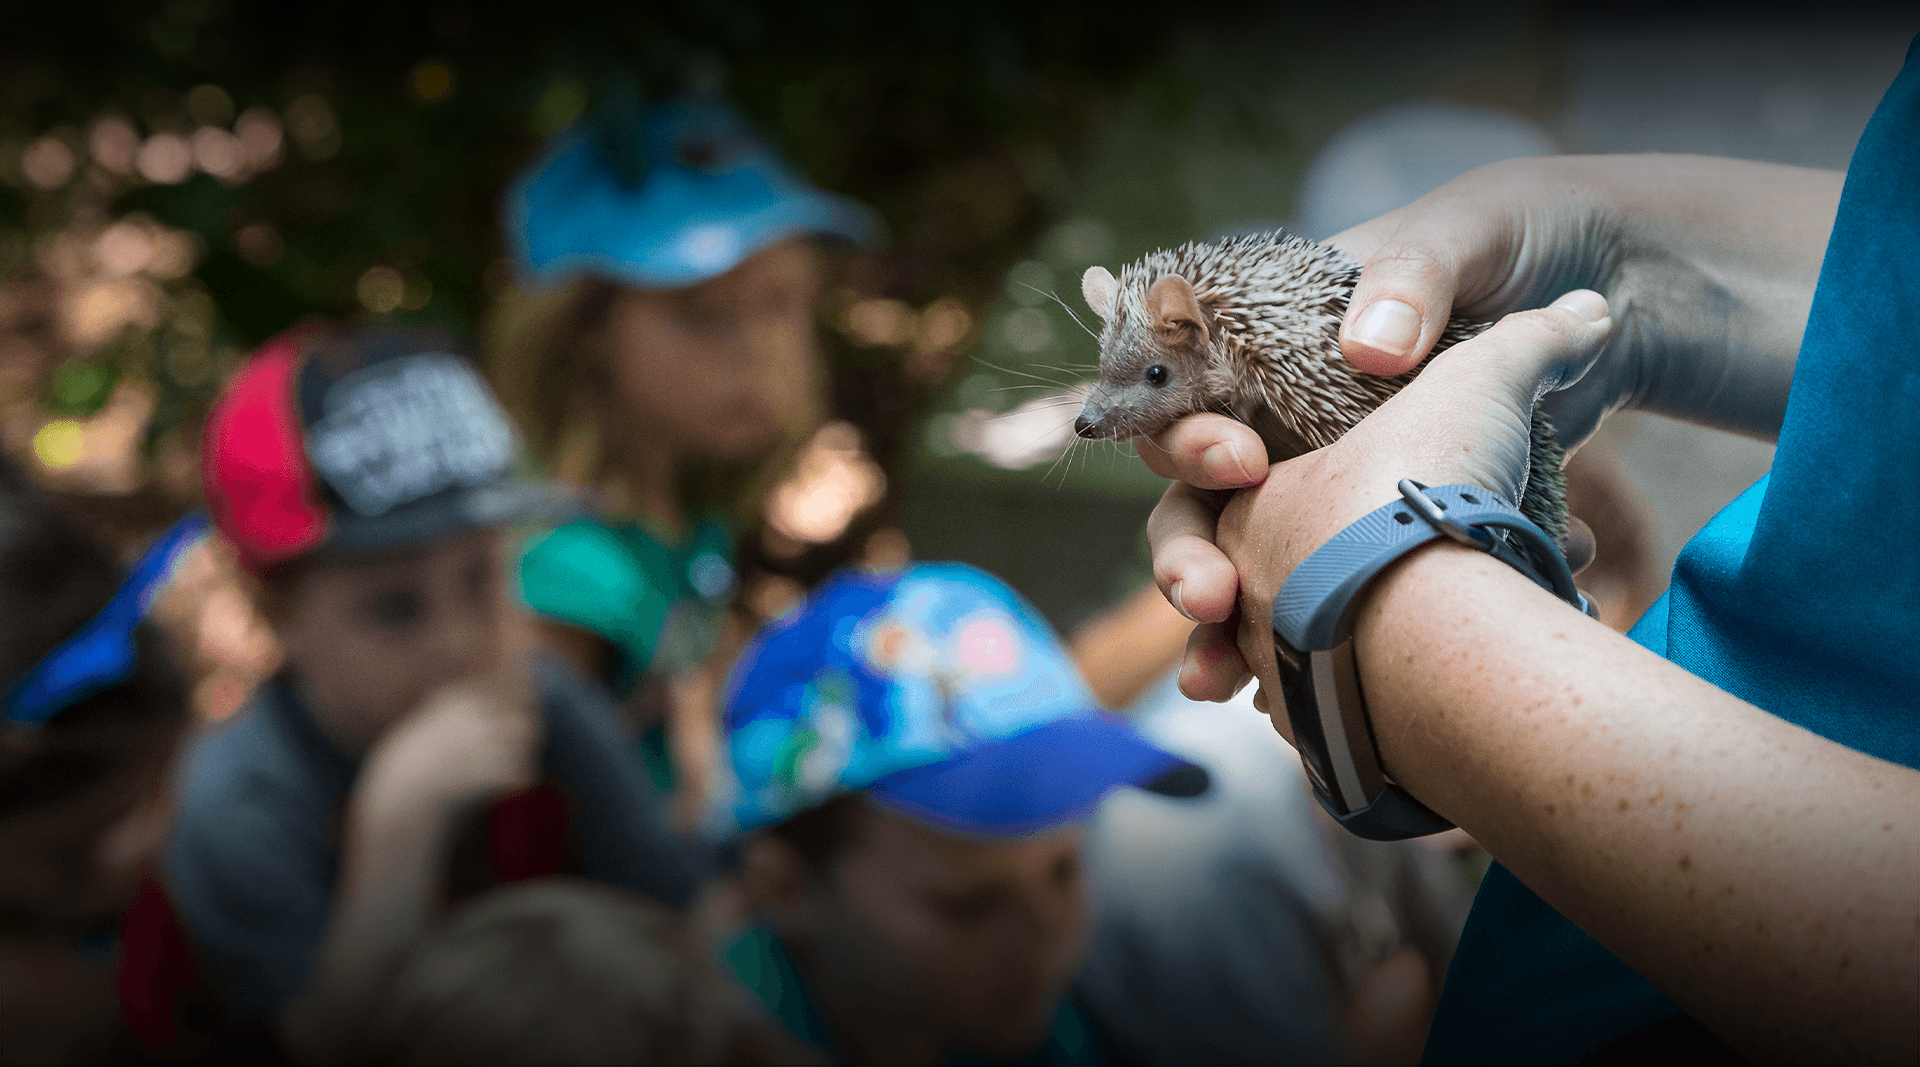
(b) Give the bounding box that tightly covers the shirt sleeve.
[534,654,713,907]
[518,521,673,686]
[161,729,339,1023]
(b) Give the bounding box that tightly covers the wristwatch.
[1270,480,1588,840]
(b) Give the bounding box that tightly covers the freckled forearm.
[1348,545,1920,1062]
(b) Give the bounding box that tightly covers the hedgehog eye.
[1145,364,1169,387]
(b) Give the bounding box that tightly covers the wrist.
[349,761,467,844]
[1267,481,1582,839]
[1347,541,1562,800]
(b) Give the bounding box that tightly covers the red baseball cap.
[203,327,567,576]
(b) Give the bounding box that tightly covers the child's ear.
[1081,266,1118,322]
[1148,275,1206,338]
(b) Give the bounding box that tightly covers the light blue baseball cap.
[505,92,882,290]
[724,562,1207,838]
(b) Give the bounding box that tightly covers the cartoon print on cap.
[953,611,1021,679]
[771,668,860,801]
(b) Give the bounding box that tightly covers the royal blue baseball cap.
[506,92,882,290]
[725,563,1207,838]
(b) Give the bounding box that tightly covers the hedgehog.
[1071,231,1568,544]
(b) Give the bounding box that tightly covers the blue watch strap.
[1271,483,1580,840]
[1276,483,1575,650]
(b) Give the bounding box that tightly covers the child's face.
[596,238,823,465]
[791,804,1089,1058]
[270,528,519,751]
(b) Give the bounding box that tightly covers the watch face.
[1274,630,1339,801]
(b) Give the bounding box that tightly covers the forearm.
[278,801,452,1062]
[1579,155,1841,436]
[1351,544,1919,1063]
[1068,581,1191,709]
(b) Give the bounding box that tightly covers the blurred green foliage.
[0,0,1247,541]
[0,0,1563,620]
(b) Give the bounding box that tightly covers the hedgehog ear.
[1081,266,1118,322]
[1148,275,1206,338]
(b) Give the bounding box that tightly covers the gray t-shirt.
[1075,676,1471,1065]
[163,656,707,1022]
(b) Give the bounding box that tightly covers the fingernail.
[1169,580,1195,621]
[1201,440,1248,483]
[1551,289,1609,322]
[1350,299,1421,357]
[1176,655,1203,698]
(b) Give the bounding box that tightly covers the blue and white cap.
[506,93,882,290]
[725,563,1206,837]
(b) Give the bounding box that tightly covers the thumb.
[1332,208,1516,377]
[1424,290,1615,413]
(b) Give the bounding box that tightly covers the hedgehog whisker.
[1016,284,1100,340]
[968,354,1081,388]
[986,402,1079,424]
[988,383,1083,396]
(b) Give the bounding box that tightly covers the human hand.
[356,624,542,823]
[1148,292,1613,717]
[1332,154,1842,454]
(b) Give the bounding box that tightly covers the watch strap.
[1271,483,1581,840]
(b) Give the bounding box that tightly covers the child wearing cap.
[154,327,707,1061]
[488,92,880,829]
[0,458,194,1063]
[721,562,1207,1066]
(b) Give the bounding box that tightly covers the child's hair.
[484,279,818,517]
[0,458,189,930]
[363,878,809,1066]
[486,279,621,487]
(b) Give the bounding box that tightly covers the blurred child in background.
[151,328,705,1062]
[490,92,879,830]
[364,878,811,1066]
[722,561,1209,1066]
[0,458,194,1064]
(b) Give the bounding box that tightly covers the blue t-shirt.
[1425,35,1920,1065]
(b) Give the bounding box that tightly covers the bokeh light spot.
[234,106,285,171]
[234,223,285,267]
[1006,260,1056,306]
[357,266,406,313]
[533,77,589,134]
[185,84,236,127]
[33,420,85,470]
[412,60,455,101]
[284,94,341,160]
[22,137,77,190]
[1001,306,1055,353]
[191,126,244,181]
[136,134,194,184]
[87,116,141,174]
[842,298,914,347]
[765,421,888,544]
[95,221,155,276]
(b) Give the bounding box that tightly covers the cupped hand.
[1327,157,1645,451]
[357,627,543,820]
[1148,292,1614,712]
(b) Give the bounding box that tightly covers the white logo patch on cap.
[307,354,515,517]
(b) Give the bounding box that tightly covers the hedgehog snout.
[1075,392,1119,439]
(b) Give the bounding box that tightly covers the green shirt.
[518,510,737,697]
[726,927,1104,1066]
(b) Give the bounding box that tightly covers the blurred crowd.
[0,85,1529,1066]
[9,7,1920,1063]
